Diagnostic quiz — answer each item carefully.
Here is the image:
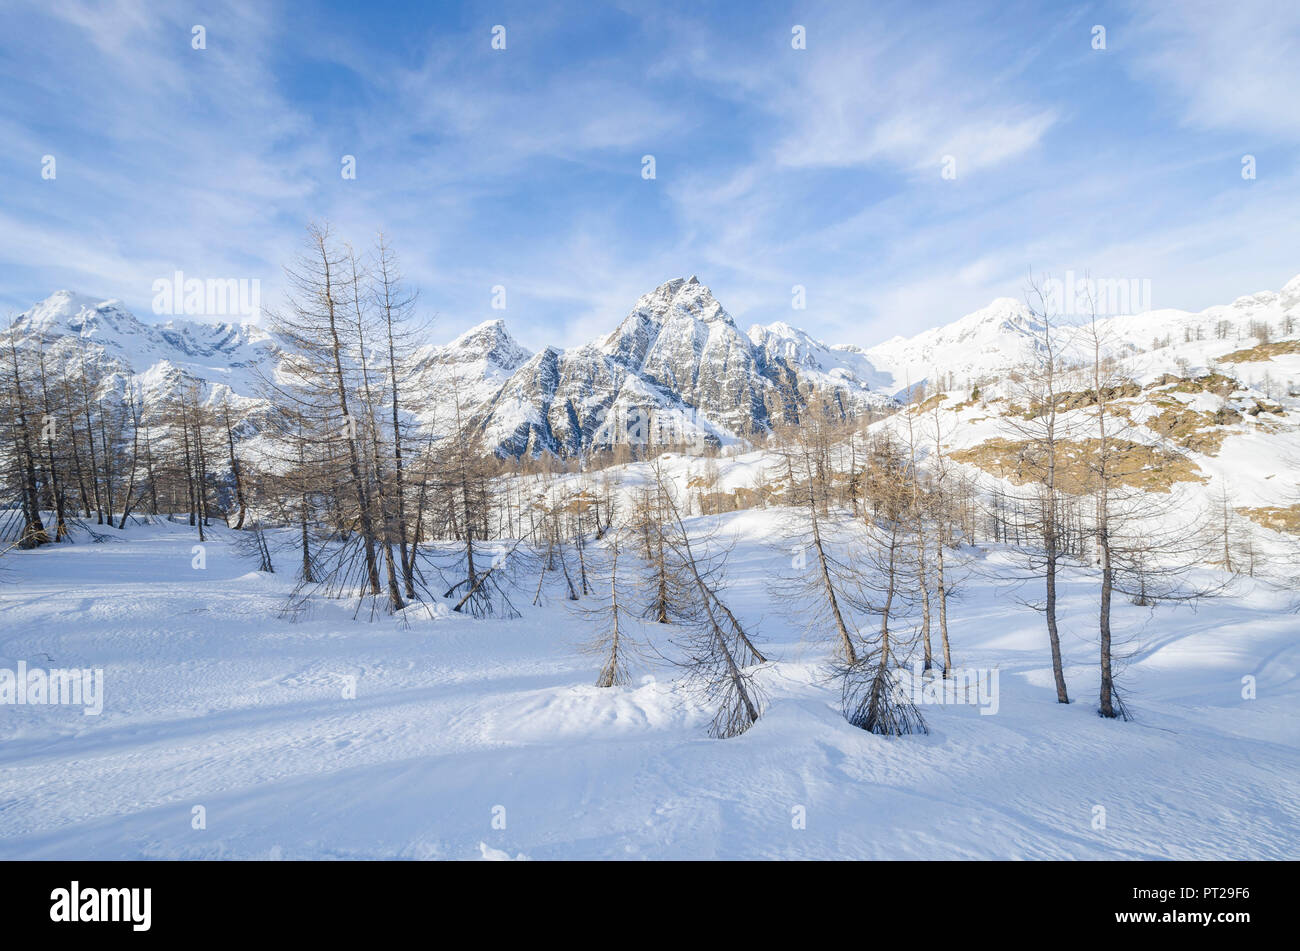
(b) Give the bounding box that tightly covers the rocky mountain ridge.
[10,272,1300,457]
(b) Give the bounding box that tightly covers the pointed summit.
[437,318,531,372]
[18,291,139,338]
[452,317,511,347]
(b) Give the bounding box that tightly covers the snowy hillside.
[3,275,1298,863]
[865,274,1300,402]
[853,276,1300,573]
[1,511,1295,860]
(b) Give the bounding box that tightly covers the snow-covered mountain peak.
[466,276,901,455]
[5,292,277,418]
[413,317,533,415]
[454,316,507,341]
[861,296,1045,391]
[751,319,805,342]
[629,276,732,327]
[17,291,145,340]
[749,319,896,400]
[13,291,272,368]
[947,297,1040,339]
[598,277,736,371]
[441,318,532,369]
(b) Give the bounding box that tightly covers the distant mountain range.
[10,273,1300,457]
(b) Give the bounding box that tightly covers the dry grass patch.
[1144,403,1238,454]
[951,437,1205,493]
[1237,504,1300,535]
[911,392,948,414]
[1217,340,1300,364]
[1149,372,1242,398]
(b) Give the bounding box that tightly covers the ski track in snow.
[0,515,1296,860]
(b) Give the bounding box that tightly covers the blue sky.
[2,0,1298,351]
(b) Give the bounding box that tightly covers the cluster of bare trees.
[575,400,979,739]
[580,461,765,737]
[0,226,531,622]
[1,311,257,551]
[245,227,674,624]
[993,277,1221,720]
[255,226,539,620]
[768,402,970,736]
[257,226,423,615]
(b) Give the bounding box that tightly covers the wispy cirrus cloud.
[0,0,1296,350]
[1124,0,1300,137]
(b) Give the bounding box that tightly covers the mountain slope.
[865,275,1300,403]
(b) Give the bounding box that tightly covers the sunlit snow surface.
[1,509,1295,860]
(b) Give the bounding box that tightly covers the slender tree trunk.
[1098,511,1116,718]
[223,402,247,530]
[935,536,952,676]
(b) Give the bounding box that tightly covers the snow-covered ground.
[1,512,1296,860]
